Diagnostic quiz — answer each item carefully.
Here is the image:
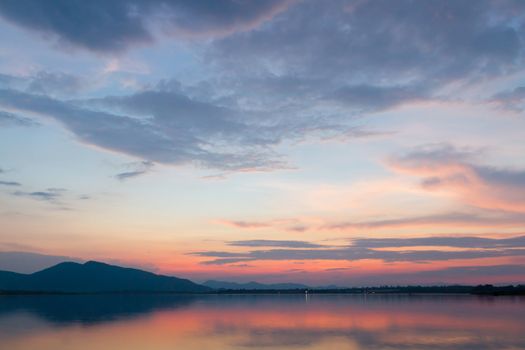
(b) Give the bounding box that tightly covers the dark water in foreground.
[0,294,524,349]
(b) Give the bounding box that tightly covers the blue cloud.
[0,0,290,52]
[0,180,21,186]
[12,188,66,203]
[115,160,154,181]
[193,235,525,265]
[0,110,38,127]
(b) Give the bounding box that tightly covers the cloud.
[12,188,66,203]
[208,0,525,115]
[490,86,525,111]
[200,258,253,265]
[325,211,525,231]
[0,180,21,186]
[1,2,524,176]
[0,110,38,127]
[0,0,152,53]
[388,144,525,213]
[223,210,525,234]
[199,247,525,265]
[115,160,154,181]
[193,234,525,265]
[219,220,273,229]
[352,235,525,249]
[193,251,247,258]
[10,186,92,210]
[154,0,294,38]
[286,225,309,232]
[0,0,292,53]
[219,209,525,235]
[0,87,292,171]
[0,87,364,172]
[27,71,84,96]
[0,71,85,97]
[0,73,22,87]
[327,84,428,111]
[218,218,311,230]
[324,267,352,272]
[228,240,324,248]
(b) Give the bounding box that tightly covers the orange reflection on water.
[0,294,524,350]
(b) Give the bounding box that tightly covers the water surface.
[1,294,524,349]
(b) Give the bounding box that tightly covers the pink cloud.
[388,144,525,213]
[216,219,273,229]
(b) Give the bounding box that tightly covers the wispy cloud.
[27,71,85,96]
[490,86,525,111]
[0,0,292,53]
[228,240,325,248]
[351,235,525,249]
[388,144,525,213]
[12,188,66,203]
[115,160,154,181]
[218,220,273,229]
[217,218,310,230]
[193,235,525,265]
[220,210,525,234]
[1,87,340,172]
[324,211,525,231]
[327,84,429,111]
[0,180,21,186]
[0,110,39,127]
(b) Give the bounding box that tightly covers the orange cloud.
[388,144,525,213]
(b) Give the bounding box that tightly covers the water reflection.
[0,294,524,349]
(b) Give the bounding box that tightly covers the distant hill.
[203,280,309,290]
[0,261,210,293]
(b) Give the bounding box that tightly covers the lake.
[0,294,524,349]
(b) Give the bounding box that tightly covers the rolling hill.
[0,261,210,293]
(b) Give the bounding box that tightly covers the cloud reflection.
[0,295,524,350]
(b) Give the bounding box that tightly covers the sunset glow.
[1,0,525,286]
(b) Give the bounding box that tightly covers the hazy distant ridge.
[204,280,311,290]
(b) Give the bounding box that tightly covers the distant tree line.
[211,285,525,295]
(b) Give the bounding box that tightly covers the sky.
[0,0,525,286]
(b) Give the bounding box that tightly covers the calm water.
[0,294,524,349]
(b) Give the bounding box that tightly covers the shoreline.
[2,288,524,297]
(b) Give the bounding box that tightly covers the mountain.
[203,280,309,290]
[0,261,210,293]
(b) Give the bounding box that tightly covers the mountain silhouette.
[0,261,210,293]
